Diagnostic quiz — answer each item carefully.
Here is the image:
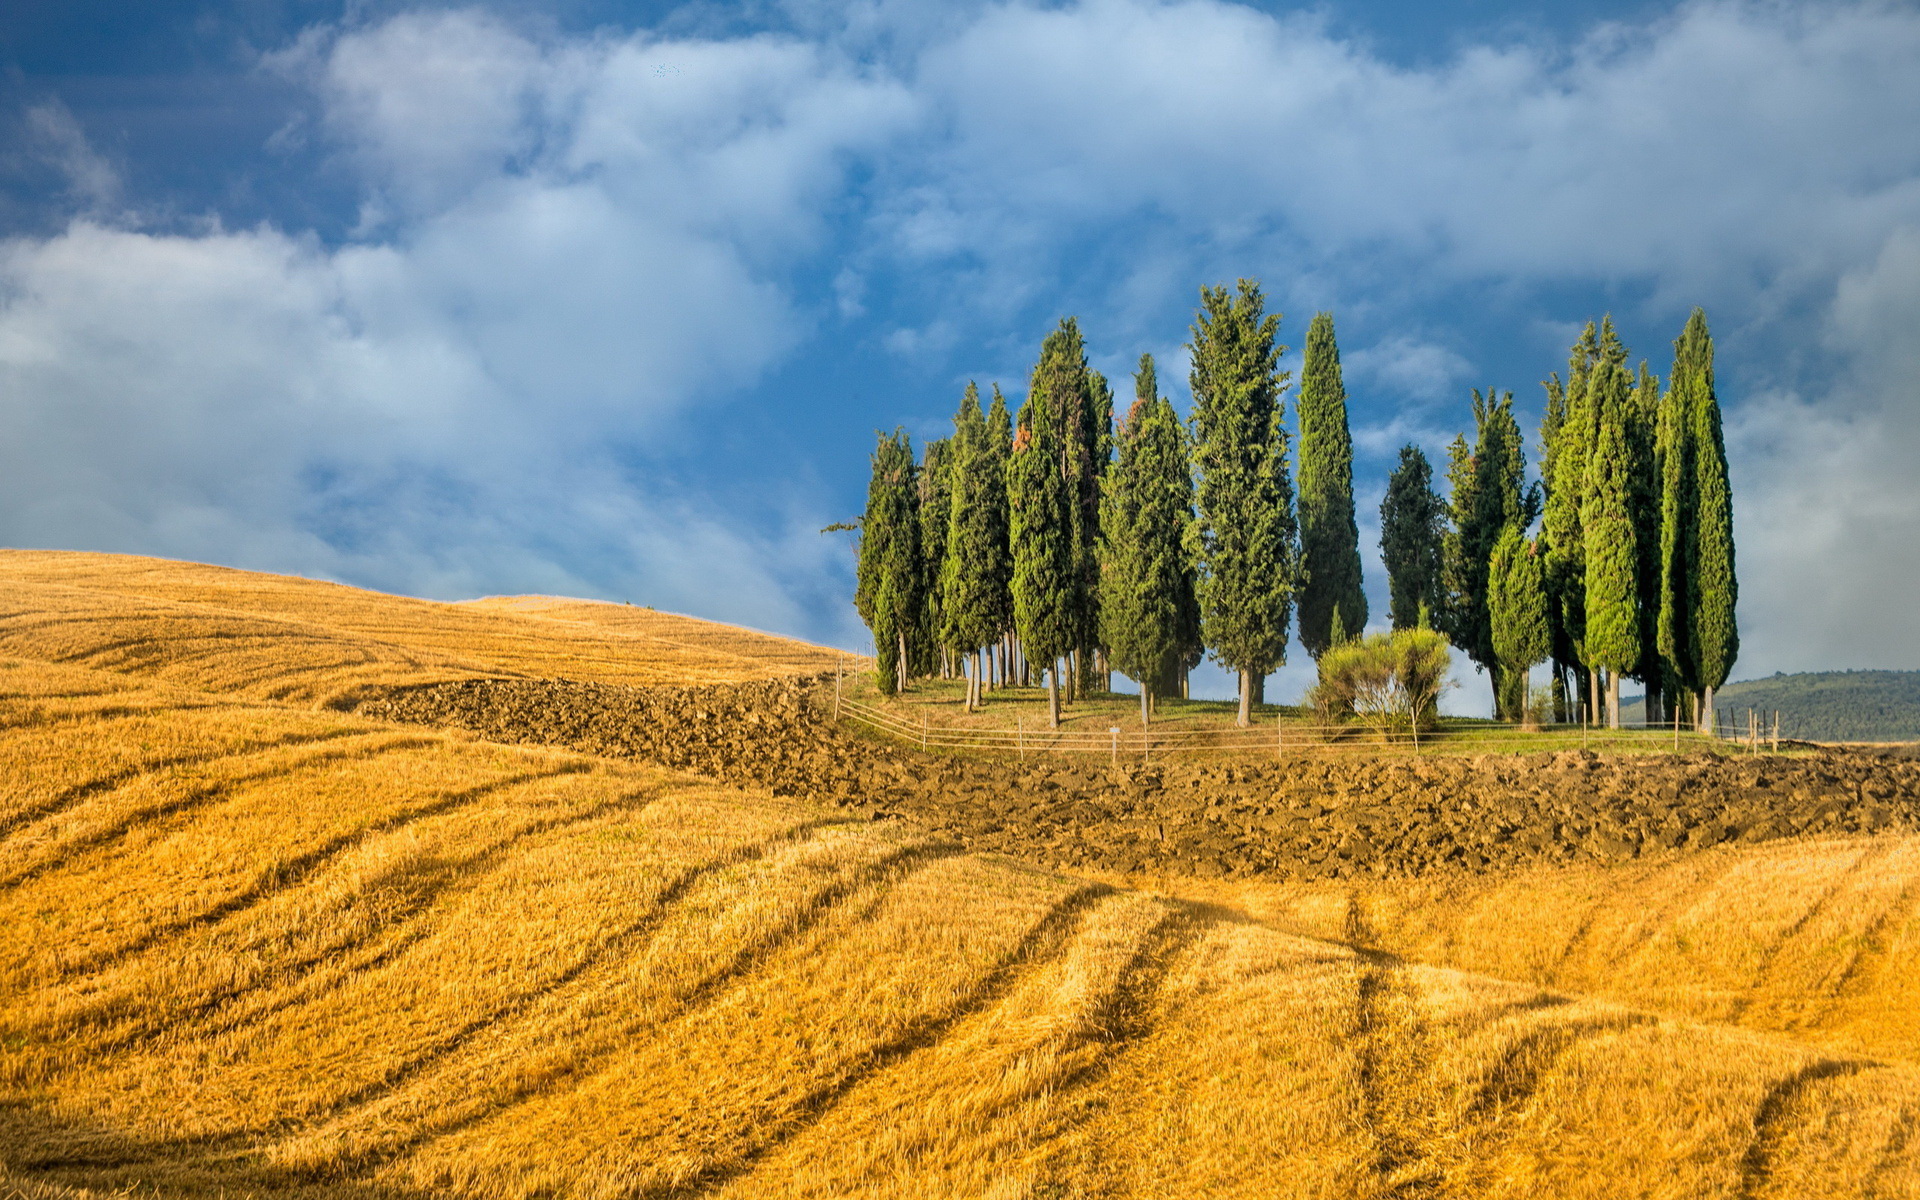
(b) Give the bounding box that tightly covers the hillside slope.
[2,552,1920,1198]
[1626,669,1920,742]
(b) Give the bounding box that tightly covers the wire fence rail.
[833,691,1793,762]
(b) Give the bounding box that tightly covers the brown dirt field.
[359,676,1920,883]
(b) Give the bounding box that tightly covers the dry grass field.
[2,551,1919,1198]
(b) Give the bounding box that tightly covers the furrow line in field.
[1862,1103,1919,1200]
[304,819,896,1153]
[0,726,372,843]
[1737,1058,1879,1200]
[0,734,440,891]
[64,763,591,977]
[1824,876,1920,1016]
[1464,1015,1655,1121]
[676,881,1114,1199]
[1729,841,1891,1024]
[61,787,663,1050]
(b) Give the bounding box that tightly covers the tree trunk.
[1237,668,1252,727]
[1608,671,1622,730]
[1699,684,1716,736]
[1588,668,1601,728]
[896,630,908,694]
[1048,664,1061,729]
[1140,682,1150,729]
[1066,650,1078,704]
[1181,666,1190,700]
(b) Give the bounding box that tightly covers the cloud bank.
[0,0,1914,671]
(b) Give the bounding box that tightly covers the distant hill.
[1624,669,1920,742]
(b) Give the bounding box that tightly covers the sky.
[1,0,1916,709]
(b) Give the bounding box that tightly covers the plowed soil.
[356,677,1920,881]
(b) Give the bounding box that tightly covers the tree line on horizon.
[852,282,1738,733]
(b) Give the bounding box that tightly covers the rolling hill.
[1,550,1918,1198]
[1625,669,1920,742]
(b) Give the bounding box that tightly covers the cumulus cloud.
[0,0,1915,672]
[0,11,909,641]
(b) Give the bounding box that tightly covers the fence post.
[834,656,842,722]
[923,711,929,750]
[1110,726,1119,766]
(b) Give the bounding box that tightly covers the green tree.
[1099,354,1197,728]
[1667,308,1738,732]
[1541,323,1600,720]
[1627,361,1665,721]
[917,436,952,678]
[940,383,1011,710]
[984,384,1016,683]
[1296,311,1368,658]
[1010,358,1077,727]
[1489,526,1550,725]
[854,428,922,695]
[1379,444,1446,630]
[1024,319,1106,701]
[1581,332,1641,730]
[1189,280,1297,727]
[1441,388,1532,717]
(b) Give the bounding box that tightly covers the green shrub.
[1308,628,1452,737]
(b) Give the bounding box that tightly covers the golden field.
[1,550,1917,1198]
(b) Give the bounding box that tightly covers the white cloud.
[0,12,905,643]
[2,0,1917,674]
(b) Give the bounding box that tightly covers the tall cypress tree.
[1627,361,1665,720]
[854,428,923,695]
[917,437,952,678]
[1441,388,1531,717]
[1189,280,1297,727]
[1542,323,1599,720]
[1099,354,1196,728]
[1489,526,1551,724]
[1581,331,1640,730]
[1010,357,1077,727]
[1684,309,1738,732]
[985,384,1016,681]
[940,384,1008,710]
[1025,319,1104,702]
[1379,444,1445,630]
[1296,311,1368,658]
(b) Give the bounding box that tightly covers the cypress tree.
[854,428,923,695]
[1683,309,1738,731]
[1379,444,1445,631]
[1542,323,1599,720]
[1099,356,1196,728]
[940,384,1009,710]
[1188,280,1297,727]
[1010,357,1077,727]
[1296,311,1368,658]
[985,384,1016,684]
[1581,332,1641,730]
[1627,361,1664,721]
[1440,388,1531,717]
[1024,319,1104,702]
[1489,525,1550,725]
[917,437,952,678]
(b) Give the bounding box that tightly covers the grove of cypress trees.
[1296,311,1368,659]
[940,383,1009,710]
[1099,354,1197,727]
[854,428,923,695]
[1024,319,1105,703]
[1189,280,1297,727]
[1441,388,1531,718]
[1010,361,1077,728]
[1581,329,1641,730]
[1489,525,1550,725]
[1379,444,1446,631]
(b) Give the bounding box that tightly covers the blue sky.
[2,0,1917,707]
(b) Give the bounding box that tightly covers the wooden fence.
[832,690,1790,762]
